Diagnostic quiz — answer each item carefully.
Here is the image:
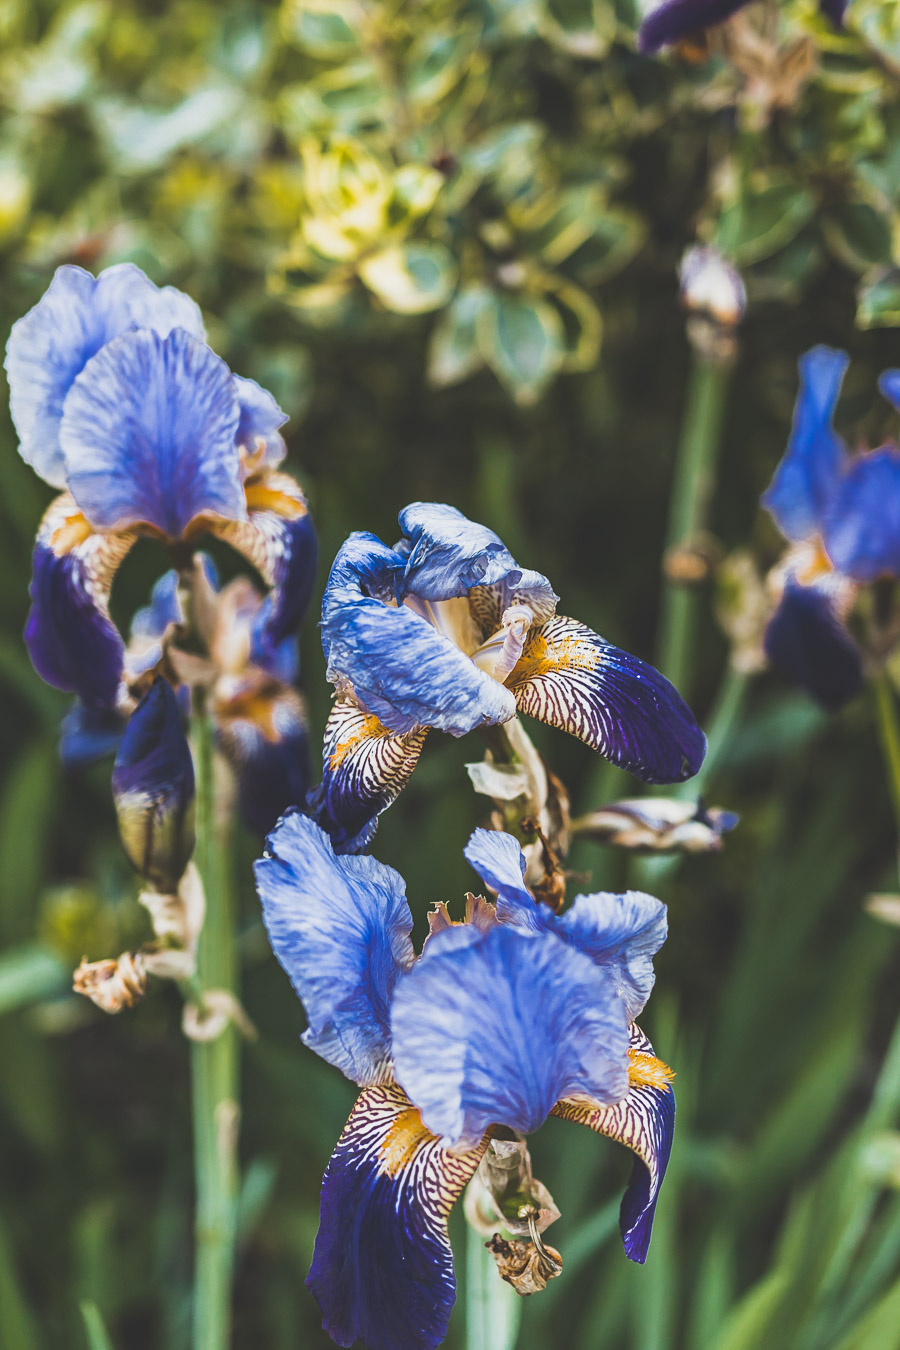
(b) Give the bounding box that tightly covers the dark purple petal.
[638,0,747,53]
[553,1026,675,1264]
[818,0,847,25]
[509,616,706,783]
[762,347,848,544]
[112,677,195,890]
[59,702,126,767]
[763,580,863,712]
[25,495,135,706]
[308,1083,486,1350]
[217,686,310,836]
[308,700,428,855]
[823,448,900,583]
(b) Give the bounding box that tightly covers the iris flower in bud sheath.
[112,677,195,891]
[5,263,316,708]
[254,815,675,1350]
[638,0,847,54]
[309,503,705,852]
[762,347,900,710]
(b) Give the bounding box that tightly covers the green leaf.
[478,292,565,405]
[0,1214,40,1350]
[427,285,491,387]
[823,200,893,275]
[717,177,817,266]
[539,0,615,57]
[80,1301,115,1350]
[280,0,359,58]
[857,268,900,328]
[832,1275,900,1350]
[0,945,67,1018]
[359,242,457,314]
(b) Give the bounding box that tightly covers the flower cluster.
[255,813,675,1350]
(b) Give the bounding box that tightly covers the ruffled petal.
[5,262,204,489]
[508,616,706,783]
[823,448,900,583]
[637,0,747,52]
[391,924,630,1150]
[59,328,243,536]
[553,1025,675,1264]
[111,678,195,891]
[464,829,667,1020]
[25,494,136,706]
[397,503,557,615]
[308,1082,486,1350]
[309,699,428,854]
[254,813,415,1086]
[322,536,517,737]
[234,375,288,468]
[211,470,317,669]
[763,580,863,711]
[762,347,848,544]
[216,685,311,836]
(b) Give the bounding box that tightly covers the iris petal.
[823,448,900,583]
[25,494,136,706]
[508,616,706,783]
[762,347,848,544]
[309,699,428,854]
[553,1026,675,1264]
[763,580,863,711]
[234,375,288,467]
[211,470,317,671]
[127,569,185,681]
[464,828,667,1020]
[5,262,204,489]
[391,924,630,1150]
[254,813,415,1086]
[60,328,244,536]
[307,1082,486,1350]
[397,502,556,615]
[112,677,195,891]
[217,686,310,837]
[638,0,747,51]
[60,702,126,767]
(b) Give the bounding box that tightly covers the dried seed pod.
[73,951,148,1013]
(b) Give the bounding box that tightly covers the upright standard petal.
[553,1026,675,1264]
[391,925,630,1150]
[508,616,706,783]
[254,814,415,1085]
[212,471,317,668]
[763,580,863,711]
[464,829,667,1020]
[308,1082,487,1350]
[234,375,288,468]
[25,494,136,706]
[60,328,244,537]
[112,678,195,891]
[310,699,428,854]
[398,502,539,603]
[824,448,900,583]
[638,0,747,52]
[762,347,849,544]
[5,263,204,489]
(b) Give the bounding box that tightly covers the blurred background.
[3,1,900,1347]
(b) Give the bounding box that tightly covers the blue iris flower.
[638,0,846,54]
[309,503,706,852]
[5,263,316,709]
[255,813,676,1350]
[761,346,900,710]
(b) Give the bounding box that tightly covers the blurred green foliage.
[3,1,900,1348]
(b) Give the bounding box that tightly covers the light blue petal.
[127,570,184,679]
[762,346,848,543]
[5,263,204,489]
[391,925,630,1150]
[234,375,288,467]
[254,813,415,1086]
[879,368,900,414]
[322,532,516,736]
[464,829,667,1020]
[60,328,244,536]
[824,447,900,582]
[308,1083,484,1350]
[397,502,558,620]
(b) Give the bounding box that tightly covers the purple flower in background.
[638,0,847,55]
[255,815,675,1350]
[762,346,900,710]
[6,263,316,710]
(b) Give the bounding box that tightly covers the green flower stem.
[190,700,239,1350]
[657,350,733,700]
[875,672,900,841]
[466,1221,522,1350]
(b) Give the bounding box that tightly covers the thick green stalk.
[190,704,239,1350]
[875,673,900,839]
[657,352,733,699]
[466,1222,522,1350]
